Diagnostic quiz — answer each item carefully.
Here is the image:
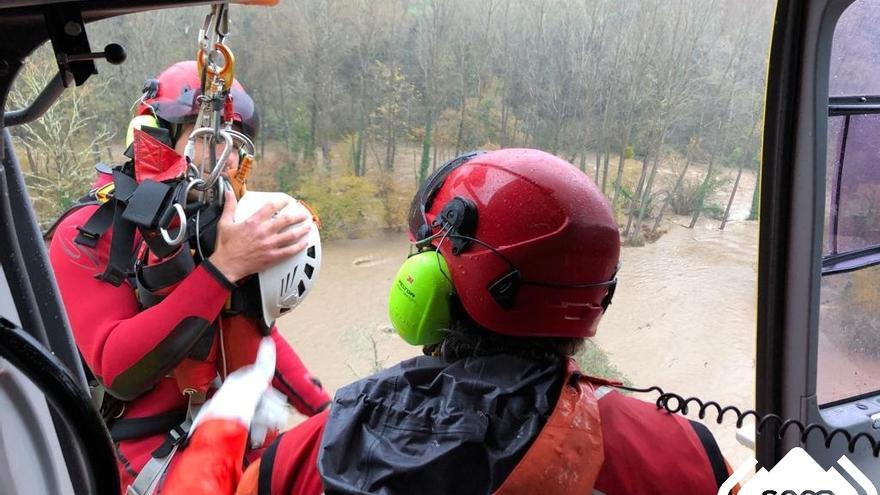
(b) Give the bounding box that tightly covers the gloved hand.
[249,385,287,449]
[190,337,288,433]
[163,337,289,495]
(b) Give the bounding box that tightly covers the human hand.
[208,189,311,283]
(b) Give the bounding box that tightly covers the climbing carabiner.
[197,43,235,91]
[184,127,234,191]
[159,203,187,246]
[226,129,256,156]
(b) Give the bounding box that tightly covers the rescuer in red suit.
[48,61,330,494]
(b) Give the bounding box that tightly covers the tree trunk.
[688,154,718,228]
[624,153,650,237]
[720,164,744,230]
[500,92,509,148]
[361,129,369,175]
[384,118,396,171]
[24,144,38,173]
[351,134,359,175]
[611,125,632,207]
[631,152,661,244]
[307,86,318,161]
[602,148,611,195]
[89,120,101,164]
[594,149,601,183]
[419,106,433,183]
[749,172,760,220]
[274,69,292,152]
[455,82,467,156]
[652,143,695,233]
[322,140,332,170]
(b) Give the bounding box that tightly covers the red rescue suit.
[49,169,330,493]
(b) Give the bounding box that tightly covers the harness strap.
[101,198,139,286]
[99,171,141,286]
[135,246,196,309]
[110,410,187,443]
[74,200,114,248]
[126,393,205,495]
[141,244,195,289]
[122,179,174,230]
[689,419,729,489]
[126,419,191,495]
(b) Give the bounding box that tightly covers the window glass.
[830,0,880,97]
[820,0,880,404]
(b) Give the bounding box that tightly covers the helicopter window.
[819,0,880,405]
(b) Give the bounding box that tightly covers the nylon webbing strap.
[122,179,173,229]
[125,419,191,495]
[110,410,186,442]
[100,199,137,286]
[74,200,114,248]
[95,170,140,286]
[125,392,205,495]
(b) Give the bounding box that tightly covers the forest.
[9,0,775,243]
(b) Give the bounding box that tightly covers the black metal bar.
[1,128,86,386]
[756,0,805,469]
[0,143,50,348]
[822,243,880,275]
[828,103,880,116]
[831,114,849,255]
[2,71,68,127]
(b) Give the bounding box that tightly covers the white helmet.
[233,191,322,328]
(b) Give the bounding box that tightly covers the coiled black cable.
[615,384,880,457]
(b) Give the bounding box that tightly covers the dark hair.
[430,297,584,361]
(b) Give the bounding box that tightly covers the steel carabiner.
[159,203,187,246]
[197,43,235,91]
[183,127,234,191]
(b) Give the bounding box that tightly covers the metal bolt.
[64,21,82,37]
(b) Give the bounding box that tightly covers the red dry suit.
[48,162,330,493]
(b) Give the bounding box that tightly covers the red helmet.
[137,60,259,138]
[409,148,621,338]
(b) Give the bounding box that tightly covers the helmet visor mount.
[408,151,485,246]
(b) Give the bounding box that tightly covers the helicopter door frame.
[757,0,880,481]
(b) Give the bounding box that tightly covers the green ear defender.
[388,250,453,346]
[125,115,161,148]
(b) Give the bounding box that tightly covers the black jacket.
[318,354,565,495]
